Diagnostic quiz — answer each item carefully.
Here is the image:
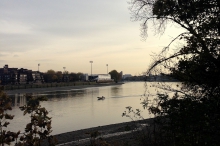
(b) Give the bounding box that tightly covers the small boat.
[97,96,105,100]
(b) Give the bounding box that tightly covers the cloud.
[0,0,131,54]
[0,53,6,57]
[0,0,185,75]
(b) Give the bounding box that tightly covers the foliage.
[55,71,63,82]
[0,86,19,145]
[129,0,220,96]
[62,71,68,75]
[127,0,220,145]
[0,87,56,145]
[109,70,122,83]
[86,130,101,146]
[148,93,220,145]
[122,106,144,121]
[45,69,67,82]
[44,70,85,82]
[76,72,84,81]
[17,94,57,145]
[44,70,56,83]
[68,72,84,82]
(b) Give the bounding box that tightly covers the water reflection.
[7,82,155,135]
[41,90,87,99]
[111,86,122,97]
[10,93,42,107]
[13,94,27,107]
[9,89,98,106]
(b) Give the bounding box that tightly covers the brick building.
[0,65,44,85]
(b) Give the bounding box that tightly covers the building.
[83,74,89,81]
[0,65,18,85]
[88,74,113,83]
[32,71,44,84]
[0,64,44,85]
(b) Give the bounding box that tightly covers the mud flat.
[43,118,154,146]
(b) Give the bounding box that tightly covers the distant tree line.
[123,74,178,82]
[0,65,125,85]
[43,69,84,83]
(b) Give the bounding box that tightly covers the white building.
[89,74,113,83]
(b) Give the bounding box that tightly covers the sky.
[0,0,184,75]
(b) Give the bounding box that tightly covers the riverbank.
[5,82,124,95]
[43,118,154,146]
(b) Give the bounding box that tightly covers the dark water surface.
[6,82,159,134]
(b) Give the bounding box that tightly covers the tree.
[128,0,220,145]
[62,70,69,82]
[19,95,57,145]
[44,70,70,83]
[55,71,63,82]
[77,72,84,81]
[109,70,122,83]
[0,86,56,145]
[44,70,57,83]
[69,72,78,82]
[129,0,220,96]
[0,86,19,145]
[63,71,69,75]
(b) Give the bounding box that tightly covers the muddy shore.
[43,118,154,146]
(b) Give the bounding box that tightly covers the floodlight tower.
[63,67,66,72]
[106,64,108,74]
[38,63,40,72]
[90,61,93,75]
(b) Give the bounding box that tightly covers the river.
[5,82,178,135]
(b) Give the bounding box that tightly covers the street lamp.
[38,63,40,72]
[63,67,66,82]
[63,67,66,72]
[90,61,93,76]
[106,64,108,74]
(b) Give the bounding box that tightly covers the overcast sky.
[0,0,184,75]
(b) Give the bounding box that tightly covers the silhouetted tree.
[56,71,63,82]
[76,72,83,81]
[128,0,220,145]
[0,87,57,145]
[44,70,56,83]
[69,73,78,82]
[109,70,122,83]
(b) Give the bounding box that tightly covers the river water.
[6,82,178,135]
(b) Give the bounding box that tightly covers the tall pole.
[90,61,93,76]
[106,64,108,74]
[63,67,66,82]
[38,63,40,72]
[63,67,66,72]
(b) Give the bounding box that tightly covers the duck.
[97,96,105,100]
